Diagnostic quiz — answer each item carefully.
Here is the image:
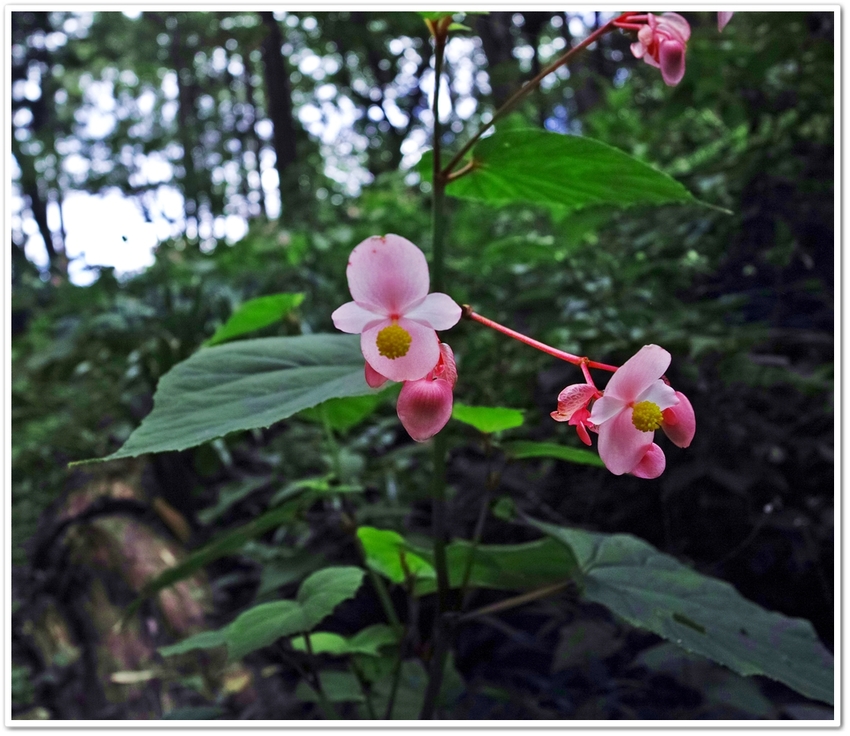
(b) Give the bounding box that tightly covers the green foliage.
[502,440,605,467]
[299,391,395,434]
[412,537,580,594]
[451,403,524,434]
[290,624,399,657]
[11,9,833,720]
[205,293,305,346]
[422,129,701,211]
[529,518,834,705]
[358,526,580,594]
[159,566,365,660]
[91,335,374,461]
[357,527,435,585]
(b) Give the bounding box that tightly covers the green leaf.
[86,334,373,462]
[158,629,228,657]
[422,129,700,211]
[363,656,465,719]
[412,537,580,595]
[502,440,605,467]
[356,527,435,584]
[290,624,399,657]
[159,566,365,661]
[296,566,367,627]
[451,403,524,434]
[295,671,365,703]
[299,391,391,433]
[205,293,304,346]
[528,519,834,705]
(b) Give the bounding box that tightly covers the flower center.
[631,401,663,432]
[376,324,412,359]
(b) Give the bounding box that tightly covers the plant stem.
[441,16,619,178]
[431,21,448,294]
[459,436,497,609]
[302,631,339,719]
[459,580,572,622]
[420,18,453,721]
[463,306,618,372]
[430,432,451,615]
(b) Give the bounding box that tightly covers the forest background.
[10,9,835,720]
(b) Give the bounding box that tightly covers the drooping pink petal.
[404,292,462,331]
[360,317,440,383]
[597,408,653,476]
[718,11,734,32]
[602,345,671,403]
[630,40,647,60]
[365,362,388,389]
[331,301,386,334]
[636,379,679,411]
[658,38,686,86]
[397,376,454,442]
[588,394,627,426]
[662,390,695,448]
[630,443,666,479]
[346,234,430,315]
[434,343,458,388]
[575,421,592,446]
[552,383,597,422]
[569,408,594,446]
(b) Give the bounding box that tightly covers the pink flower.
[630,443,666,479]
[661,390,696,448]
[718,12,734,32]
[589,345,681,475]
[396,343,457,442]
[550,383,598,446]
[332,234,461,383]
[630,12,691,87]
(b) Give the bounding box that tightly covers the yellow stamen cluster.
[631,401,663,432]
[376,324,412,359]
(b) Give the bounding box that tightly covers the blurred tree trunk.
[11,11,67,278]
[521,12,551,127]
[169,16,200,234]
[259,11,298,223]
[475,12,518,110]
[243,58,267,218]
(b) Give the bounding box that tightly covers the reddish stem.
[463,307,618,373]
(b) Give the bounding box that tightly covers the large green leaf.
[90,334,372,461]
[159,566,365,661]
[502,440,605,467]
[290,624,399,657]
[451,403,524,434]
[205,292,304,346]
[412,537,580,595]
[358,526,579,594]
[356,527,435,584]
[529,518,834,705]
[423,129,699,211]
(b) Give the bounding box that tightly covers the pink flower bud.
[397,375,454,442]
[662,390,696,448]
[396,342,457,442]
